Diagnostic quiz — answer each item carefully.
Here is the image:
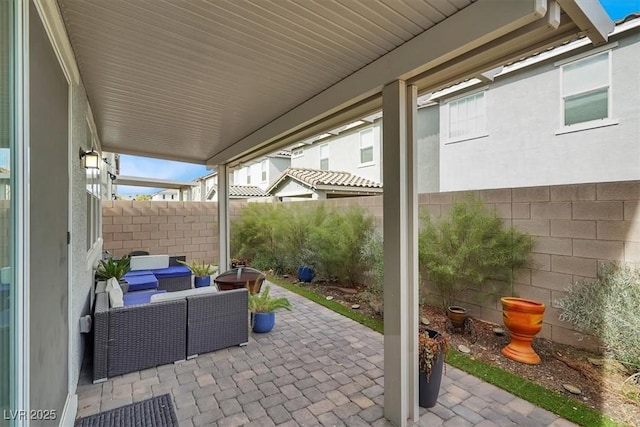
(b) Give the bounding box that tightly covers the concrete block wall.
[426,182,639,349]
[102,200,244,263]
[102,180,640,349]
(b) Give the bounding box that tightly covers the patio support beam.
[217,164,230,273]
[208,0,553,166]
[382,80,419,426]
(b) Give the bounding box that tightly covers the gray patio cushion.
[150,286,218,304]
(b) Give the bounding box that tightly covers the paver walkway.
[76,282,578,426]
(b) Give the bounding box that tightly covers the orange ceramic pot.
[501,297,545,365]
[447,306,468,329]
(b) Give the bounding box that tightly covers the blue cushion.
[124,270,154,277]
[151,266,191,279]
[123,274,158,292]
[123,290,166,306]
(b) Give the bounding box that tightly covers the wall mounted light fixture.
[107,171,117,181]
[79,148,100,169]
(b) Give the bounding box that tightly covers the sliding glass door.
[1,1,18,425]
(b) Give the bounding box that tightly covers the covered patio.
[76,282,575,427]
[6,1,614,426]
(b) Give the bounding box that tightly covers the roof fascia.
[555,0,614,45]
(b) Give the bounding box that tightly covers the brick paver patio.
[76,282,577,426]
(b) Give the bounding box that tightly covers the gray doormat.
[75,394,178,427]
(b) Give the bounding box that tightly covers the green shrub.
[309,207,374,285]
[360,231,384,314]
[556,262,640,372]
[418,196,534,310]
[231,203,374,284]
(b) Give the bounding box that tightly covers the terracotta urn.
[447,306,468,329]
[501,297,545,364]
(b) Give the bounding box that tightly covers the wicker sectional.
[93,288,248,383]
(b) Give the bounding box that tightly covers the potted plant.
[95,256,131,293]
[178,259,217,287]
[245,274,266,295]
[418,329,448,408]
[248,285,291,333]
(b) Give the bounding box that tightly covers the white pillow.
[130,255,169,271]
[105,278,124,308]
[150,286,218,303]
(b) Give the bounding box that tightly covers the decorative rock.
[351,304,360,310]
[421,317,430,326]
[493,327,505,336]
[563,384,582,395]
[336,287,358,295]
[325,296,334,301]
[588,358,604,366]
[458,345,471,354]
[283,275,289,278]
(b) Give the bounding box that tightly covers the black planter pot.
[418,330,445,408]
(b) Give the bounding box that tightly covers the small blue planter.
[194,276,211,288]
[297,266,315,283]
[252,312,275,333]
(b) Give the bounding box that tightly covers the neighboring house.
[428,16,640,191]
[289,112,383,187]
[267,167,383,201]
[188,171,217,201]
[151,189,180,201]
[287,17,640,194]
[0,167,9,200]
[230,151,291,190]
[189,171,271,202]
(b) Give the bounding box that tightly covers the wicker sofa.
[93,288,248,383]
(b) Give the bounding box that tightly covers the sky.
[116,0,640,196]
[117,155,209,196]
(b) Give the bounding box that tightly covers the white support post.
[217,164,230,272]
[382,80,419,426]
[406,84,419,423]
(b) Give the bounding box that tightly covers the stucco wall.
[29,4,69,421]
[439,31,640,191]
[103,180,640,349]
[69,79,93,393]
[417,105,440,193]
[291,121,383,184]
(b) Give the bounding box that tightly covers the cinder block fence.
[103,180,640,349]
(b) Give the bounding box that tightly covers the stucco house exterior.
[230,151,291,191]
[431,15,640,191]
[288,17,639,195]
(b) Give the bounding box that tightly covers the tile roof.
[268,168,382,193]
[229,185,270,198]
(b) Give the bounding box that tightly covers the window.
[320,144,329,170]
[561,51,610,126]
[86,168,101,251]
[292,148,304,158]
[447,91,486,141]
[261,160,267,183]
[359,128,374,165]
